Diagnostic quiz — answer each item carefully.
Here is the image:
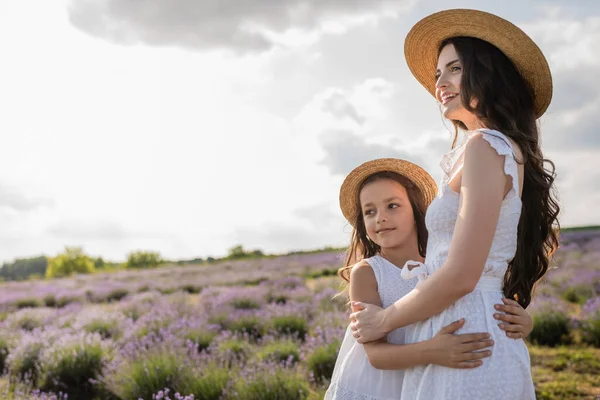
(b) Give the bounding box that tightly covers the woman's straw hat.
[339,158,438,226]
[404,8,552,118]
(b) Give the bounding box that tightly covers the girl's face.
[359,178,417,250]
[435,43,479,130]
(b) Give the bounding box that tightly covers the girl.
[325,158,533,399]
[349,9,560,399]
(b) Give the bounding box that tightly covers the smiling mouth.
[441,93,458,105]
[377,228,395,234]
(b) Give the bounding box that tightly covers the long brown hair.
[442,37,560,308]
[337,171,429,295]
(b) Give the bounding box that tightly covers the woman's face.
[435,43,479,130]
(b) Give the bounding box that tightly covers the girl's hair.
[337,171,429,294]
[442,37,560,308]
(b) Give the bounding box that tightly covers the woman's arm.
[349,260,493,370]
[351,134,510,341]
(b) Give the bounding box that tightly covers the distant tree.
[228,245,246,259]
[94,257,106,269]
[0,256,48,281]
[46,247,95,278]
[227,245,264,260]
[251,249,264,257]
[125,250,162,269]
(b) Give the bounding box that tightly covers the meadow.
[0,229,599,399]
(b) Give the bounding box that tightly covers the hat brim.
[404,9,552,118]
[339,158,438,226]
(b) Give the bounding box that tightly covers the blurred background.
[0,1,599,399]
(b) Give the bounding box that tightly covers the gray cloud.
[0,184,54,212]
[321,92,366,125]
[67,0,410,53]
[318,129,425,176]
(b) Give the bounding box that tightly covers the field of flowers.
[0,229,599,400]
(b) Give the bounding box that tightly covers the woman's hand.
[493,298,533,339]
[427,319,494,369]
[349,301,389,343]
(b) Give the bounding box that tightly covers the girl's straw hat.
[404,8,552,118]
[339,158,438,226]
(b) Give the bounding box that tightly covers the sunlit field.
[1,229,599,399]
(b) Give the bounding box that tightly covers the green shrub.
[185,330,218,352]
[307,340,340,383]
[56,296,80,308]
[105,288,130,303]
[12,315,45,332]
[580,313,600,348]
[563,285,596,304]
[233,367,309,400]
[15,298,42,309]
[8,339,44,382]
[529,311,572,347]
[258,340,300,364]
[43,295,57,308]
[125,250,162,269]
[231,298,261,310]
[271,315,308,341]
[181,284,202,294]
[84,319,121,340]
[178,365,229,400]
[218,339,252,361]
[105,351,181,399]
[226,316,268,340]
[104,350,229,400]
[46,247,95,278]
[266,293,288,305]
[0,337,9,374]
[38,334,107,399]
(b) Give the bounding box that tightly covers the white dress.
[400,129,536,399]
[325,255,418,400]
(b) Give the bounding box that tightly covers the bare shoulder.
[350,259,376,280]
[464,133,504,165]
[349,259,381,307]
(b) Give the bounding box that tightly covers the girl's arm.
[350,260,493,370]
[351,134,512,341]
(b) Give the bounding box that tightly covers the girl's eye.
[364,209,374,216]
[389,203,399,209]
[451,65,461,72]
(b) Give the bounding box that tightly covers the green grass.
[530,345,600,399]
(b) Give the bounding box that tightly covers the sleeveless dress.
[325,255,418,400]
[400,129,536,399]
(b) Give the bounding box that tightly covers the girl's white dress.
[400,129,536,399]
[325,255,418,400]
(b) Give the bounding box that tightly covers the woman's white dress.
[400,129,536,399]
[325,255,418,400]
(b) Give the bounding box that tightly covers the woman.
[349,9,560,399]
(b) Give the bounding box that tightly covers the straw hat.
[339,158,438,226]
[404,9,552,118]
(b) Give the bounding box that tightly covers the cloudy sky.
[1,0,598,263]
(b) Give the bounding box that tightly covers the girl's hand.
[349,301,388,343]
[493,297,533,339]
[428,319,494,368]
